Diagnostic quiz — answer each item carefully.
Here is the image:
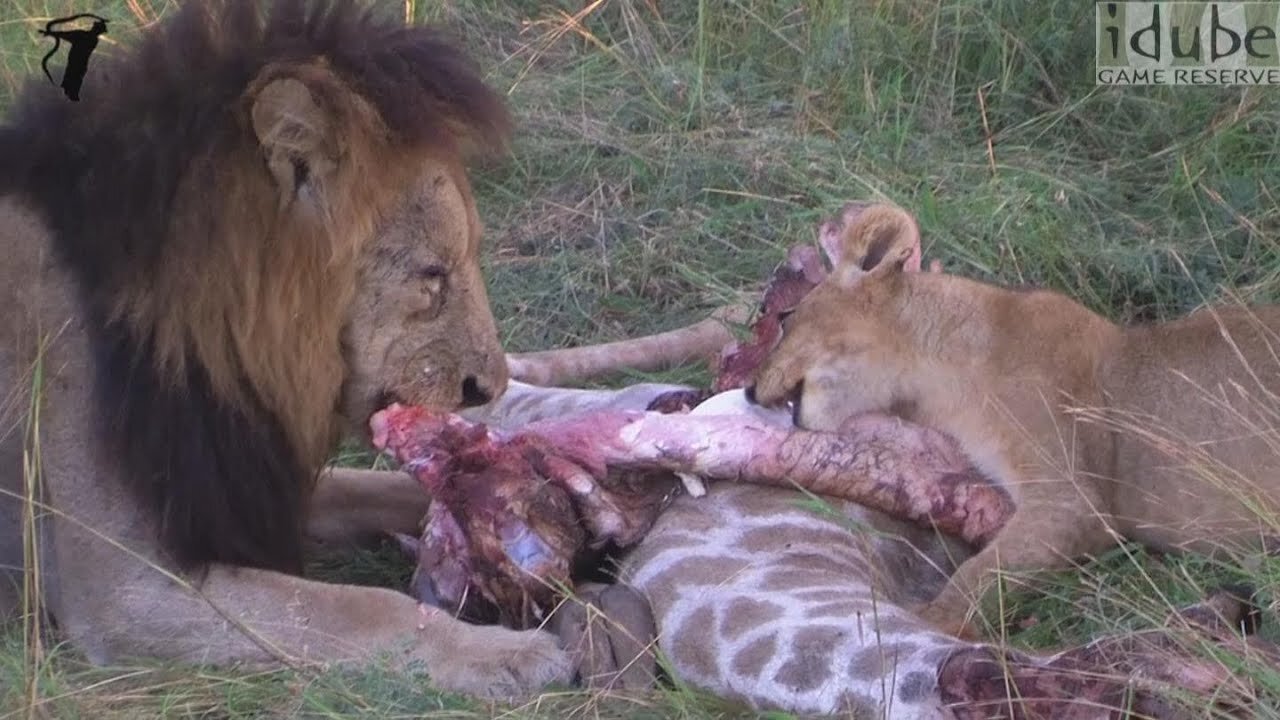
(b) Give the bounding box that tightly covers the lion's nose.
[744,384,760,405]
[460,375,494,407]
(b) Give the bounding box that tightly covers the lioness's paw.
[913,600,982,641]
[423,620,574,700]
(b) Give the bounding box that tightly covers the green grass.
[5,0,1280,716]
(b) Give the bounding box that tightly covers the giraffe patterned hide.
[618,390,980,718]
[456,384,990,715]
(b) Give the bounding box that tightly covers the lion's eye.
[777,308,796,330]
[413,265,448,293]
[413,265,447,281]
[404,265,448,323]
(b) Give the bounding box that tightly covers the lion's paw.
[421,618,574,701]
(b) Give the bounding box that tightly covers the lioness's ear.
[249,77,339,205]
[817,201,874,267]
[828,204,922,288]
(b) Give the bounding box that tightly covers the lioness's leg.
[307,467,427,547]
[549,582,659,691]
[919,499,1113,638]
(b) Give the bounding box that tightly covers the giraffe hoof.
[547,582,660,691]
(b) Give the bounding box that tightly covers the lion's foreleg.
[93,562,573,698]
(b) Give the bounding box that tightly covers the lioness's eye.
[777,308,796,330]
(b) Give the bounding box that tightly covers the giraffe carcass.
[368,220,1280,717]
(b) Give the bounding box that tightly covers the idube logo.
[1097,2,1280,85]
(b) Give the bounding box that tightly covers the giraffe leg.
[549,582,660,691]
[938,586,1280,718]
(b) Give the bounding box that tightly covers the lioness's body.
[1107,305,1280,551]
[0,0,571,697]
[750,206,1280,636]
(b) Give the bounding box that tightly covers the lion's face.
[341,163,508,427]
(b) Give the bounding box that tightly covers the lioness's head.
[746,203,927,431]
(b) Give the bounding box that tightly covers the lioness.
[747,203,1280,638]
[0,0,571,698]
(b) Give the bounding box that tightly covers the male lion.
[0,0,572,698]
[747,202,1280,638]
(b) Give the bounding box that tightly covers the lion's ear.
[249,77,339,205]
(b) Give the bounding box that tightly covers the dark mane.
[0,0,511,574]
